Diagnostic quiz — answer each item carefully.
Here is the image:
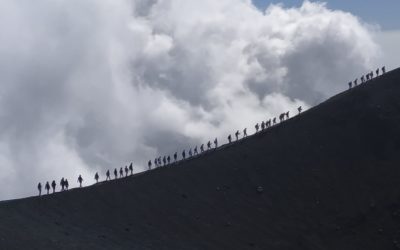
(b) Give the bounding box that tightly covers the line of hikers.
[148,105,303,169]
[37,178,71,196]
[348,66,386,89]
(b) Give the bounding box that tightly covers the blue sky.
[253,0,400,30]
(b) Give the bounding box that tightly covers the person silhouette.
[255,123,259,133]
[167,155,171,164]
[158,157,162,166]
[194,146,198,155]
[266,119,271,128]
[261,121,265,130]
[298,106,302,114]
[285,111,289,119]
[174,152,177,162]
[370,71,374,79]
[273,117,276,125]
[114,168,118,179]
[214,138,218,148]
[148,160,152,170]
[51,180,56,194]
[366,74,370,81]
[200,144,204,153]
[77,175,83,188]
[106,170,111,180]
[376,68,379,76]
[354,79,358,86]
[243,128,247,137]
[37,182,42,196]
[382,66,386,74]
[279,113,284,122]
[119,167,124,178]
[129,163,133,175]
[228,134,232,143]
[124,166,129,177]
[182,150,186,160]
[348,82,352,89]
[65,179,69,190]
[154,158,158,168]
[189,149,193,157]
[235,130,240,141]
[45,181,50,195]
[95,172,99,183]
[207,141,211,150]
[163,156,167,165]
[60,178,65,191]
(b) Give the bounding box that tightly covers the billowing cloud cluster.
[0,0,380,199]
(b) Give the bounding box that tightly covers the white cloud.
[0,0,382,199]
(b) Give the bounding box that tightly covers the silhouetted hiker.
[200,144,204,153]
[60,178,65,191]
[51,180,56,193]
[361,75,365,83]
[125,166,129,177]
[194,146,198,155]
[154,158,158,167]
[95,172,99,183]
[174,152,177,161]
[261,121,265,130]
[273,117,276,125]
[106,170,111,180]
[207,141,211,150]
[376,68,380,76]
[266,119,271,127]
[45,181,50,195]
[148,160,152,170]
[77,175,83,187]
[255,123,259,133]
[189,149,193,157]
[243,128,247,137]
[366,74,370,81]
[114,168,118,179]
[370,71,374,79]
[37,182,42,196]
[119,167,124,178]
[163,156,167,165]
[285,111,289,119]
[167,155,171,164]
[129,163,133,175]
[279,113,284,122]
[298,106,302,114]
[182,150,186,160]
[65,179,69,190]
[382,66,386,74]
[214,138,218,148]
[348,81,352,89]
[354,79,358,86]
[158,157,162,166]
[235,130,240,141]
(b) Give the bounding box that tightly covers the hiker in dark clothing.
[354,79,358,86]
[77,175,83,187]
[273,117,276,125]
[60,178,65,191]
[228,134,232,143]
[65,179,69,190]
[243,128,247,137]
[207,141,211,150]
[382,66,386,74]
[154,158,158,168]
[194,146,198,155]
[119,167,124,178]
[235,130,240,141]
[200,144,204,153]
[285,111,289,120]
[255,123,259,133]
[114,168,118,179]
[106,170,111,180]
[298,106,302,114]
[45,181,50,195]
[158,157,162,166]
[366,74,370,81]
[214,138,218,148]
[95,172,99,183]
[361,75,365,83]
[148,160,152,170]
[124,166,129,177]
[261,121,265,130]
[348,81,352,89]
[162,156,166,165]
[167,155,171,164]
[182,150,186,160]
[174,152,178,162]
[129,163,133,175]
[189,149,193,158]
[376,68,380,76]
[51,180,56,193]
[38,182,42,196]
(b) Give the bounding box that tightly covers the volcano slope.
[1,69,400,250]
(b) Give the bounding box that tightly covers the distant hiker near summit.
[51,180,56,194]
[37,182,42,196]
[95,172,99,183]
[45,181,50,195]
[114,168,118,179]
[106,170,111,180]
[77,175,83,188]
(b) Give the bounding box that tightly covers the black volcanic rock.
[1,68,400,249]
